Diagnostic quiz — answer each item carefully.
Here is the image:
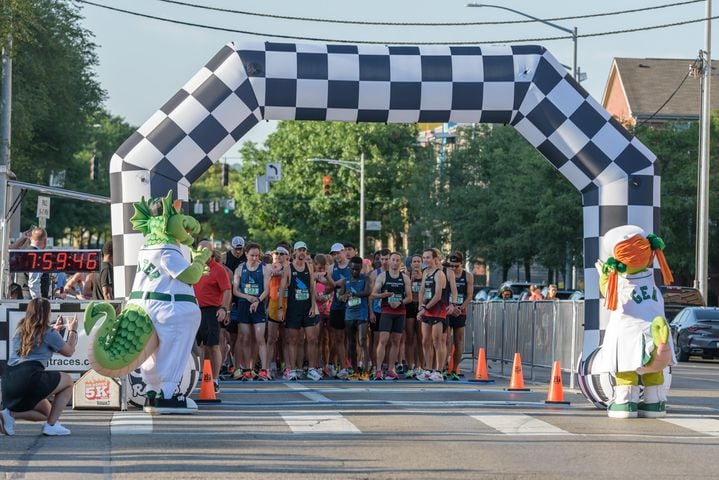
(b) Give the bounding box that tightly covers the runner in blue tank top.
[341,256,372,378]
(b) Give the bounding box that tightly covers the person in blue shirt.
[1,298,78,436]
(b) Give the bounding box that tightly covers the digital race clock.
[9,249,101,273]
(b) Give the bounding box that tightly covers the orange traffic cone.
[545,361,570,404]
[469,347,494,384]
[507,353,530,391]
[196,359,221,403]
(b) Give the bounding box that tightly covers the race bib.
[456,294,464,305]
[412,283,421,293]
[424,288,433,300]
[244,285,259,296]
[390,294,403,304]
[347,297,361,307]
[296,289,309,301]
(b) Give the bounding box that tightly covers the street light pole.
[466,3,578,80]
[308,156,366,258]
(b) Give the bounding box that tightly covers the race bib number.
[244,285,260,296]
[347,297,361,307]
[456,294,464,305]
[296,289,310,301]
[390,294,403,304]
[424,288,433,300]
[412,283,421,293]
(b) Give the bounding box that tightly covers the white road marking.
[281,412,361,434]
[283,382,333,403]
[469,413,572,436]
[661,417,719,436]
[110,412,153,435]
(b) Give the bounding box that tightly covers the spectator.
[494,286,513,301]
[1,298,78,436]
[8,283,23,300]
[92,242,114,300]
[27,228,50,299]
[545,284,559,300]
[193,240,232,392]
[61,272,94,300]
[529,284,544,301]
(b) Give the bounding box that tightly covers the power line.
[151,0,704,27]
[78,0,718,45]
[636,58,700,128]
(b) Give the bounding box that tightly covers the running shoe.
[337,368,351,380]
[386,370,399,380]
[257,369,271,381]
[282,368,294,381]
[307,368,322,381]
[325,364,338,378]
[429,370,445,382]
[42,421,71,436]
[447,372,461,381]
[1,408,15,436]
[288,370,301,381]
[416,370,432,381]
[373,370,384,381]
[232,368,245,380]
[395,363,405,375]
[358,370,370,381]
[241,370,255,381]
[213,380,220,393]
[404,368,416,379]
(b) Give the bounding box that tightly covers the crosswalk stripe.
[469,413,572,436]
[281,412,361,434]
[283,382,333,403]
[661,417,719,436]
[111,413,153,435]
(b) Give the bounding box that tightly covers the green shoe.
[607,402,638,418]
[638,402,666,418]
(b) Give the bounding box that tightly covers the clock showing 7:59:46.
[9,250,101,272]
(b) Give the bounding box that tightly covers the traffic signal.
[221,163,230,187]
[322,175,331,196]
[90,155,99,180]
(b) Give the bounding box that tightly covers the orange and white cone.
[507,353,530,391]
[545,361,570,404]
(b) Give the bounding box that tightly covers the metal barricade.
[465,300,584,388]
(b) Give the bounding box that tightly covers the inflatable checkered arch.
[109,41,659,357]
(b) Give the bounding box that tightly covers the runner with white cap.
[326,242,350,377]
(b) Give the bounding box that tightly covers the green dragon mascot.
[85,191,210,414]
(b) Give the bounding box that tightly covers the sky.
[77,0,717,164]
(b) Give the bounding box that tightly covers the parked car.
[473,288,496,302]
[670,307,719,361]
[660,285,705,322]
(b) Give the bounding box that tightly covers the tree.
[8,0,106,242]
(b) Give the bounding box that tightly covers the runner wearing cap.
[224,236,247,377]
[278,242,320,380]
[372,252,412,380]
[233,242,272,381]
[327,242,350,378]
[445,252,473,380]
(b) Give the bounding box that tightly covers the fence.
[465,300,584,389]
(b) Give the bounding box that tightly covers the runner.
[369,248,390,373]
[266,246,290,379]
[441,255,459,375]
[372,252,412,380]
[405,254,424,378]
[313,254,334,372]
[223,236,247,376]
[417,248,448,381]
[278,242,320,381]
[341,256,372,379]
[445,252,473,381]
[233,242,271,380]
[327,243,351,378]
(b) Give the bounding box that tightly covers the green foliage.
[228,122,419,252]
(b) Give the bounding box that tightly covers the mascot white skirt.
[593,225,676,419]
[84,192,211,414]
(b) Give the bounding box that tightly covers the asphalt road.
[1,359,718,479]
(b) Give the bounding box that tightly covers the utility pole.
[695,0,712,300]
[0,24,13,298]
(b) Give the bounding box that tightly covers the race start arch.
[109,41,659,357]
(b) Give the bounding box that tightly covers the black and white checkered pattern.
[110,41,659,358]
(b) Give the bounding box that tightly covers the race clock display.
[9,250,101,272]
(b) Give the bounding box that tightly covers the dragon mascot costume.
[595,225,675,419]
[84,192,210,414]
